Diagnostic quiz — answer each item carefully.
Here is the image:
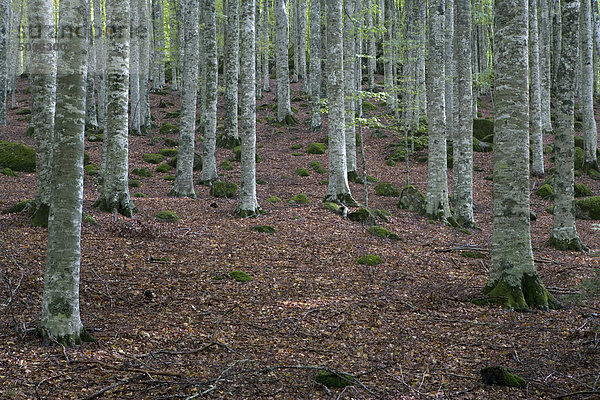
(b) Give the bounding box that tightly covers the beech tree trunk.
[344,0,357,179]
[309,0,321,131]
[580,0,598,170]
[0,0,9,126]
[275,0,296,124]
[139,0,151,132]
[94,0,107,130]
[445,0,454,143]
[539,0,552,132]
[41,0,89,345]
[153,0,166,88]
[486,0,558,311]
[129,0,141,135]
[530,0,545,176]
[85,0,98,131]
[550,0,586,251]
[29,0,57,227]
[221,0,241,148]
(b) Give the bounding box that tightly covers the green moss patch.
[461,251,486,259]
[306,142,326,154]
[310,161,326,174]
[164,110,181,119]
[288,193,309,205]
[291,144,301,150]
[220,160,234,171]
[397,185,425,213]
[159,148,178,157]
[163,175,175,181]
[82,212,97,225]
[133,192,148,198]
[164,138,178,147]
[132,167,152,177]
[473,118,494,140]
[295,168,310,177]
[0,141,36,172]
[168,153,202,171]
[85,164,99,176]
[156,210,179,222]
[480,366,525,388]
[575,196,600,219]
[357,254,383,266]
[210,181,238,198]
[323,202,340,213]
[315,370,355,388]
[156,163,171,173]
[574,146,584,170]
[535,184,554,199]
[230,270,252,282]
[160,123,179,134]
[15,108,31,115]
[2,167,18,177]
[4,199,34,214]
[574,136,585,149]
[374,182,400,197]
[368,226,400,240]
[142,153,166,164]
[575,183,592,198]
[268,196,281,203]
[252,225,276,234]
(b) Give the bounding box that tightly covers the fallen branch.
[70,359,184,378]
[552,390,600,399]
[83,373,145,400]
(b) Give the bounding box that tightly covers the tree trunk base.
[37,326,96,346]
[483,272,561,311]
[30,202,50,228]
[278,113,298,126]
[235,206,264,218]
[168,188,197,199]
[93,193,137,217]
[323,192,358,207]
[548,235,588,252]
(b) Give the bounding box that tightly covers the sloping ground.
[0,77,599,399]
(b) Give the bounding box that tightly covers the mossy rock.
[473,137,483,152]
[388,146,406,162]
[133,192,148,198]
[296,167,310,177]
[323,202,340,213]
[154,163,169,173]
[164,110,181,119]
[386,159,396,167]
[25,126,35,137]
[397,185,425,213]
[2,167,18,177]
[348,207,377,225]
[291,144,301,150]
[309,161,326,174]
[0,141,36,172]
[252,225,275,234]
[587,168,600,180]
[15,108,31,115]
[156,210,179,222]
[159,148,178,157]
[288,193,309,205]
[574,135,585,149]
[367,225,400,240]
[210,180,238,198]
[233,146,260,162]
[574,121,583,131]
[574,146,584,170]
[160,123,179,134]
[85,164,99,176]
[4,199,34,214]
[164,138,179,147]
[163,175,175,181]
[168,153,202,171]
[374,182,400,197]
[128,179,141,187]
[574,196,600,219]
[268,195,281,203]
[535,184,554,199]
[480,366,525,388]
[142,153,166,164]
[220,160,234,171]
[473,118,494,140]
[132,167,153,177]
[314,370,355,388]
[257,178,266,184]
[230,270,252,282]
[306,142,327,154]
[575,183,592,198]
[82,213,97,225]
[362,101,378,111]
[291,152,303,156]
[481,134,494,144]
[357,254,383,266]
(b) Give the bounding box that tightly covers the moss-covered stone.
[574,146,585,170]
[374,182,400,197]
[132,167,152,177]
[210,180,238,198]
[159,123,179,134]
[323,202,340,213]
[230,270,252,282]
[25,126,35,137]
[164,110,180,119]
[397,185,425,213]
[85,164,99,176]
[268,195,281,203]
[535,184,554,199]
[348,207,377,225]
[291,144,301,150]
[310,161,326,174]
[481,366,525,388]
[574,135,585,149]
[156,163,171,173]
[574,120,583,131]
[4,199,34,214]
[587,168,600,180]
[574,196,600,219]
[142,153,165,164]
[362,101,378,111]
[0,141,36,172]
[481,134,494,144]
[575,183,592,198]
[163,175,175,181]
[315,370,355,388]
[167,153,202,171]
[473,118,494,140]
[220,160,234,171]
[156,210,179,222]
[368,225,400,240]
[164,138,178,147]
[306,142,327,154]
[133,192,148,198]
[252,225,275,234]
[288,193,309,204]
[16,108,31,115]
[87,133,104,142]
[2,167,18,177]
[357,254,383,266]
[473,137,483,152]
[159,148,178,157]
[295,167,310,177]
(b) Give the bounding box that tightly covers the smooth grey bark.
[28,0,57,227]
[222,0,240,148]
[139,0,151,131]
[152,0,166,88]
[129,0,141,135]
[382,0,395,112]
[539,0,552,132]
[324,0,356,206]
[445,0,454,143]
[366,0,376,91]
[344,0,357,177]
[236,0,261,217]
[551,0,561,93]
[292,0,299,83]
[0,0,9,126]
[255,2,262,99]
[275,0,296,124]
[530,0,544,176]
[415,1,427,119]
[85,0,98,131]
[7,0,21,109]
[262,0,270,92]
[170,0,199,198]
[298,0,308,93]
[94,0,137,217]
[320,0,327,98]
[168,0,179,90]
[453,0,475,226]
[309,0,322,131]
[199,0,219,183]
[550,0,586,251]
[41,0,89,345]
[425,0,451,222]
[93,0,107,131]
[581,0,598,169]
[487,0,557,311]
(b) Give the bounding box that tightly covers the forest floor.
[0,76,599,400]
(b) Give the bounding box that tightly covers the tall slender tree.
[344,0,357,181]
[445,0,455,144]
[485,0,558,311]
[425,0,451,222]
[539,0,552,132]
[94,0,137,217]
[129,0,141,135]
[139,0,152,132]
[85,0,98,131]
[580,0,597,170]
[93,0,107,131]
[275,0,297,124]
[29,0,57,227]
[41,0,92,344]
[152,0,166,88]
[550,0,587,251]
[221,0,241,148]
[309,0,321,131]
[530,0,544,176]
[0,0,9,126]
